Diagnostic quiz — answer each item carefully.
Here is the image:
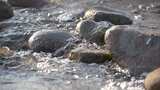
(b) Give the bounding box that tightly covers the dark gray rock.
[8,0,48,8]
[145,68,160,90]
[69,48,112,64]
[0,0,13,21]
[84,7,133,25]
[28,30,73,53]
[105,25,160,75]
[76,20,97,38]
[76,20,112,45]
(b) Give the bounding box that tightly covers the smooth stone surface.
[76,20,112,45]
[84,7,133,25]
[28,30,73,53]
[145,68,160,90]
[8,0,48,8]
[105,25,160,75]
[0,0,13,21]
[69,47,112,64]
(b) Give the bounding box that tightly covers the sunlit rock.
[105,25,160,75]
[0,47,13,57]
[145,68,160,90]
[84,7,133,25]
[69,47,112,64]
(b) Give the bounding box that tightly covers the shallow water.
[0,51,144,90]
[0,0,145,90]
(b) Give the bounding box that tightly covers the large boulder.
[69,47,112,64]
[8,0,48,8]
[83,7,133,25]
[104,25,160,75]
[145,68,160,90]
[76,20,112,45]
[0,0,13,21]
[28,30,73,53]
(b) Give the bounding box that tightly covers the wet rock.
[145,68,160,90]
[28,30,73,53]
[8,0,48,8]
[0,0,13,21]
[0,47,13,57]
[76,20,112,45]
[105,25,160,75]
[69,47,112,64]
[83,7,133,25]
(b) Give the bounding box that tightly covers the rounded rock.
[76,20,111,45]
[76,20,97,38]
[145,68,160,90]
[28,30,73,52]
[0,0,13,21]
[8,0,48,8]
[84,7,133,25]
[105,25,160,75]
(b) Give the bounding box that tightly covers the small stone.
[0,0,13,21]
[76,20,97,34]
[0,47,13,57]
[69,47,112,64]
[145,68,160,90]
[83,7,133,25]
[76,20,112,45]
[28,30,73,53]
[8,0,48,8]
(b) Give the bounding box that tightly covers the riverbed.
[1,0,160,89]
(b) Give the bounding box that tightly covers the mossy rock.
[69,47,112,64]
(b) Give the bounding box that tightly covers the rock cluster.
[27,7,135,65]
[1,1,160,90]
[74,6,160,75]
[2,0,160,77]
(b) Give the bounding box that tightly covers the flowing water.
[0,0,146,90]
